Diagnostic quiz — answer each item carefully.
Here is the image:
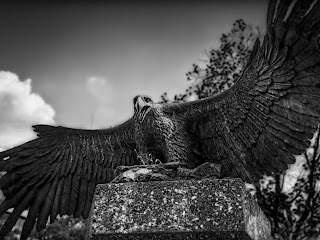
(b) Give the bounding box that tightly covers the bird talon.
[139,157,146,165]
[135,149,146,165]
[155,159,162,164]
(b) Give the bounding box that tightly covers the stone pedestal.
[88,178,271,240]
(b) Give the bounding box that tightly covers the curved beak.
[134,96,152,122]
[136,96,145,111]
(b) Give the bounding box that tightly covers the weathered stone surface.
[111,162,221,183]
[89,178,271,240]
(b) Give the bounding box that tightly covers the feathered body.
[0,0,320,239]
[134,103,196,167]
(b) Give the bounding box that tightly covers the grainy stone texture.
[88,178,271,240]
[111,162,221,183]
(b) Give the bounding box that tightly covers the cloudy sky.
[0,0,268,150]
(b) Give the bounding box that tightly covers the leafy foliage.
[28,216,87,240]
[254,128,320,240]
[160,19,261,103]
[0,216,87,240]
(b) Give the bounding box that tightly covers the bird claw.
[135,149,146,165]
[135,149,162,165]
[155,159,162,164]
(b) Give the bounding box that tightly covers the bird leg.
[134,149,162,165]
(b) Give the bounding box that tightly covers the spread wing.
[0,119,137,239]
[164,0,320,182]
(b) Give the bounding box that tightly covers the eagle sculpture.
[0,0,320,239]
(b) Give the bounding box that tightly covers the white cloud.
[85,76,116,128]
[0,71,55,150]
[86,76,115,104]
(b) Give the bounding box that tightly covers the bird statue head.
[133,95,154,122]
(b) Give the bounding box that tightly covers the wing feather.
[164,0,320,182]
[37,178,59,228]
[83,181,96,218]
[0,189,36,239]
[69,175,80,216]
[22,183,51,236]
[60,175,72,216]
[74,178,88,218]
[0,118,137,239]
